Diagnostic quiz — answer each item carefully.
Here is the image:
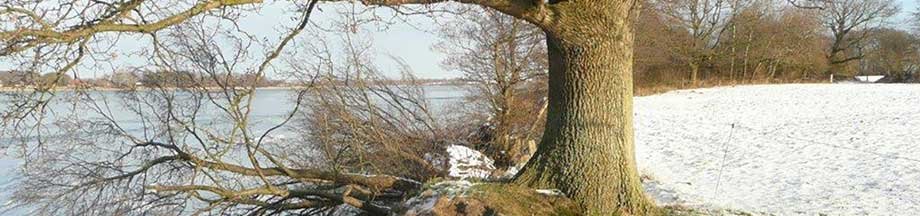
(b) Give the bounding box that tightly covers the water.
[0,85,469,214]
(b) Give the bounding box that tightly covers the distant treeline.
[633,0,918,89]
[0,69,473,89]
[0,70,289,88]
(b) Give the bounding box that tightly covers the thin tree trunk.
[768,61,777,81]
[752,62,763,82]
[514,4,655,213]
[729,25,737,83]
[690,61,700,86]
[742,32,752,83]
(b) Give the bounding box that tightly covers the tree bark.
[690,61,700,85]
[514,2,656,215]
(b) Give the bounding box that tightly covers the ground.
[403,181,580,216]
[3,84,918,215]
[635,84,920,215]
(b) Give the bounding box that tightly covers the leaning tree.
[1,0,658,215]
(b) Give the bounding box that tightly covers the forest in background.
[632,0,917,95]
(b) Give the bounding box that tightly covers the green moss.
[467,183,581,215]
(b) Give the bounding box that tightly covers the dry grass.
[467,184,582,215]
[634,78,828,96]
[408,182,582,215]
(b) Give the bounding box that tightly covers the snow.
[403,180,477,215]
[534,189,564,196]
[634,84,920,215]
[501,166,520,179]
[446,145,495,179]
[855,75,886,83]
[403,194,439,215]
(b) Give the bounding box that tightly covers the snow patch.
[534,189,564,196]
[501,166,520,179]
[855,75,885,83]
[446,145,495,179]
[403,180,478,214]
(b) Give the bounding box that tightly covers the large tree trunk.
[514,2,655,215]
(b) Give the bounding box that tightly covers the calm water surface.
[0,85,469,213]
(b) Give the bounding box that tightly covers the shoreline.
[0,83,472,92]
[0,86,308,92]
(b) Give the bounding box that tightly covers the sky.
[1,0,919,79]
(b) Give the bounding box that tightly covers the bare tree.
[770,6,829,80]
[435,6,546,169]
[860,28,920,82]
[915,2,920,32]
[820,0,899,76]
[635,0,890,86]
[300,28,450,181]
[716,1,828,82]
[0,1,434,215]
[654,0,731,84]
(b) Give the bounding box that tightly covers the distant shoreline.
[0,84,469,92]
[0,86,303,92]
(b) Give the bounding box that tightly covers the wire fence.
[704,122,920,211]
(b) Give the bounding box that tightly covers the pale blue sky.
[1,1,918,79]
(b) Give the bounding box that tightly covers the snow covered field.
[634,84,920,215]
